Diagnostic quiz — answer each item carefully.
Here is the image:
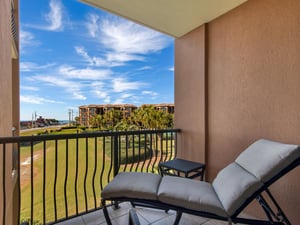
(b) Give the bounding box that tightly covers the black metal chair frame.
[101,158,299,225]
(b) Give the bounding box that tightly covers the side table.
[158,158,206,181]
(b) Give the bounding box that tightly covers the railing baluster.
[2,144,6,225]
[75,137,79,215]
[64,139,69,218]
[30,141,34,224]
[54,139,58,221]
[170,131,174,159]
[17,142,21,225]
[141,133,146,172]
[166,132,169,161]
[100,136,105,190]
[174,131,178,157]
[84,137,88,212]
[129,134,134,172]
[43,140,46,224]
[151,133,158,173]
[92,136,97,208]
[108,136,113,183]
[135,134,141,172]
[113,134,119,177]
[146,133,152,173]
[123,134,129,172]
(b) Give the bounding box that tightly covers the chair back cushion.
[212,139,299,216]
[235,139,300,182]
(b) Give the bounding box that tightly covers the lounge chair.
[101,139,300,225]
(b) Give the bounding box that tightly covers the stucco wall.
[0,0,20,224]
[175,0,300,223]
[174,25,206,163]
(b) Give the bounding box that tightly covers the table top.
[159,158,205,173]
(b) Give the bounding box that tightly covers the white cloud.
[21,95,64,104]
[21,85,39,91]
[142,91,158,99]
[73,93,86,100]
[20,62,55,72]
[44,0,64,31]
[138,66,152,71]
[27,0,65,31]
[106,52,145,63]
[33,75,86,100]
[100,18,170,54]
[20,30,40,51]
[75,46,123,67]
[112,78,146,92]
[86,14,99,38]
[168,67,174,71]
[58,65,111,80]
[85,14,172,64]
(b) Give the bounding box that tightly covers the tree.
[89,114,105,129]
[103,109,123,130]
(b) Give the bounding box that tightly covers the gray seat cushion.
[101,172,162,200]
[212,163,263,216]
[158,176,227,217]
[235,139,300,182]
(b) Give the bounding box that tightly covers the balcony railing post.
[112,133,120,209]
[113,134,119,177]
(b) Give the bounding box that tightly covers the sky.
[20,0,174,121]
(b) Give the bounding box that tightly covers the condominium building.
[141,103,175,114]
[79,104,138,126]
[79,103,175,126]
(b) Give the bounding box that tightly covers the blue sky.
[20,0,174,120]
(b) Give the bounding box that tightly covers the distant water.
[59,120,69,124]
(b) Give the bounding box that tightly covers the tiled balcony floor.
[56,202,236,225]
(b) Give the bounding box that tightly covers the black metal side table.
[158,158,206,180]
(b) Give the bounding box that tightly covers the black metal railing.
[0,129,179,225]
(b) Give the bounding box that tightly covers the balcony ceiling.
[80,0,247,37]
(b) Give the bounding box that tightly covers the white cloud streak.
[100,18,170,54]
[21,85,40,91]
[21,95,64,104]
[112,78,146,92]
[168,67,174,71]
[33,75,87,100]
[44,0,64,31]
[58,65,112,80]
[27,0,64,31]
[75,46,123,67]
[20,62,55,72]
[142,91,158,99]
[20,30,40,51]
[85,14,172,64]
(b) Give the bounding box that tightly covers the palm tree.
[89,114,105,129]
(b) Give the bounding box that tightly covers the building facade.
[79,103,175,127]
[79,104,138,126]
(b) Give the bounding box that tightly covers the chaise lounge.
[101,139,300,225]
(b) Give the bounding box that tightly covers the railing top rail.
[0,128,180,144]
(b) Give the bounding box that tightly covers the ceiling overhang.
[80,0,247,38]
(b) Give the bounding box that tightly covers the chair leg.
[101,199,113,225]
[173,211,182,225]
[129,208,141,225]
